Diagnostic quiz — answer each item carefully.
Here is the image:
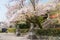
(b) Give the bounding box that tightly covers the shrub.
[16,24,30,29]
[0,30,2,33]
[7,28,16,33]
[36,28,60,36]
[20,29,29,33]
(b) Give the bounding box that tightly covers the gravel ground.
[0,33,60,40]
[0,33,30,40]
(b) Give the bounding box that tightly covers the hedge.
[7,28,29,33]
[1,28,60,37]
[7,28,16,33]
[35,28,60,36]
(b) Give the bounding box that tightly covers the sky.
[40,0,49,4]
[0,0,50,22]
[0,0,9,22]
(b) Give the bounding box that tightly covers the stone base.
[28,35,38,39]
[16,33,20,36]
[27,32,38,39]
